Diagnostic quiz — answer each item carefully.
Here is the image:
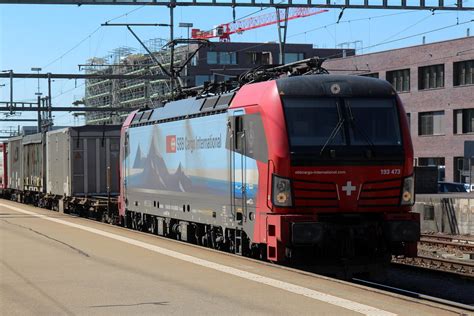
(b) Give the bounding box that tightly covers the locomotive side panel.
[124,113,260,233]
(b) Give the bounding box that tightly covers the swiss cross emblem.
[342,181,356,196]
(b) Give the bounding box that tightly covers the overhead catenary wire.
[1,5,152,126]
[6,8,474,127]
[187,10,470,68]
[54,14,474,109]
[378,13,433,44]
[51,3,292,122]
[1,5,148,89]
[355,18,473,53]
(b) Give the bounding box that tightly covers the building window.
[386,69,410,92]
[207,51,237,65]
[360,73,379,78]
[418,157,445,166]
[423,205,435,220]
[418,111,444,136]
[213,74,235,82]
[418,157,445,181]
[207,52,218,65]
[284,52,304,63]
[453,60,473,86]
[453,156,467,183]
[247,51,272,65]
[407,113,411,132]
[418,64,444,90]
[219,52,237,65]
[191,55,198,66]
[195,75,212,86]
[454,108,474,134]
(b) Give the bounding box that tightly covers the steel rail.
[392,255,474,278]
[419,238,474,253]
[421,233,474,244]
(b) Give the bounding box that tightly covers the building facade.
[83,42,353,125]
[324,36,474,183]
[187,42,352,86]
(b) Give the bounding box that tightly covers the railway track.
[419,238,474,253]
[391,233,474,277]
[392,254,474,278]
[420,233,474,253]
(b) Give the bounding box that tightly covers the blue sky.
[0,3,473,132]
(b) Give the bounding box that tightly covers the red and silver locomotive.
[119,70,419,271]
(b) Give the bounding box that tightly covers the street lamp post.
[179,22,193,40]
[1,70,13,113]
[31,67,42,96]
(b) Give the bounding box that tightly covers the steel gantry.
[0,72,159,132]
[1,0,472,131]
[1,0,473,11]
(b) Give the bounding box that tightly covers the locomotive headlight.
[272,174,293,207]
[401,176,415,206]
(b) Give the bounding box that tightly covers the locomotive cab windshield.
[283,96,404,165]
[269,75,418,266]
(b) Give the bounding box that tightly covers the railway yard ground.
[0,199,472,315]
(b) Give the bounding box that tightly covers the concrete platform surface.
[0,200,466,315]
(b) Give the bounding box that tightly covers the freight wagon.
[4,125,121,218]
[45,125,121,216]
[0,143,7,192]
[7,135,23,199]
[22,133,45,203]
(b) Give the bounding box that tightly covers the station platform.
[0,200,468,315]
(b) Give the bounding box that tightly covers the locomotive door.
[230,114,247,224]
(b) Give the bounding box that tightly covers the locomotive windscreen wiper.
[319,117,345,157]
[345,102,376,157]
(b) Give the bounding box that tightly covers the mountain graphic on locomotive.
[1,58,420,276]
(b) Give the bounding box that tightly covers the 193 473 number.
[380,168,401,175]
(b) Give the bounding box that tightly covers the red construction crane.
[191,8,328,42]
